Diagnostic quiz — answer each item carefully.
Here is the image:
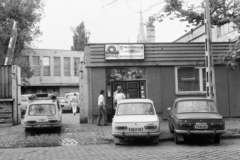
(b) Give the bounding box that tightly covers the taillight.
[180,123,191,127]
[145,125,157,129]
[26,120,36,124]
[210,122,223,126]
[48,120,58,123]
[115,126,127,130]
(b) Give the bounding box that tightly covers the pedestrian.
[113,89,126,114]
[97,90,107,126]
[71,93,78,115]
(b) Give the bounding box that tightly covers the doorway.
[106,81,146,122]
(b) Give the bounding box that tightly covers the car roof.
[29,99,57,105]
[65,93,79,95]
[118,99,153,104]
[175,97,213,102]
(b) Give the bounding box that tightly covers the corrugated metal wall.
[0,65,12,98]
[85,42,231,67]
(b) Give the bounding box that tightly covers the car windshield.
[117,103,155,115]
[28,104,56,116]
[176,100,218,113]
[66,95,78,101]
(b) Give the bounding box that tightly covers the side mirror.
[167,107,171,111]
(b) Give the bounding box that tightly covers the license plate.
[194,122,208,129]
[129,128,143,132]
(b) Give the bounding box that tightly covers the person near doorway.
[113,89,126,114]
[97,90,107,126]
[113,86,122,114]
[70,93,78,115]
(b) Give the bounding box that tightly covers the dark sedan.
[168,97,226,144]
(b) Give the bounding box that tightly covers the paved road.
[0,139,240,160]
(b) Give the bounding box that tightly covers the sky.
[34,0,201,50]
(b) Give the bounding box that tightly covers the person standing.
[113,89,126,114]
[71,93,78,115]
[97,90,107,126]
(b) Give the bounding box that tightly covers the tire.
[56,127,61,133]
[174,132,180,144]
[183,135,190,143]
[25,128,31,135]
[114,137,120,145]
[213,135,221,144]
[152,136,159,145]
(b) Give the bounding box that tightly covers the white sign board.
[105,44,144,60]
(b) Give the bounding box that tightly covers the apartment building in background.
[21,49,83,96]
[174,22,239,43]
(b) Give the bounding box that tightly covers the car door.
[168,101,176,129]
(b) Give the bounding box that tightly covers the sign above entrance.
[105,44,144,60]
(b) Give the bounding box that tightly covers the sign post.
[204,0,217,104]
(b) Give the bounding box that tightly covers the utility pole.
[204,0,217,104]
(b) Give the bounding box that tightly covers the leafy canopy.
[71,22,88,51]
[0,0,45,86]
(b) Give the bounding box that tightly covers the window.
[74,58,80,76]
[175,67,206,94]
[54,57,61,76]
[29,104,56,116]
[32,56,40,76]
[64,57,70,76]
[117,103,155,115]
[43,57,50,76]
[21,56,29,63]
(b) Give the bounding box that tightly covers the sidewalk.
[98,118,240,141]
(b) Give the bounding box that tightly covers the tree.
[71,22,87,51]
[149,0,240,70]
[148,0,240,31]
[0,0,45,86]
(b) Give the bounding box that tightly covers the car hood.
[176,113,223,120]
[113,115,158,123]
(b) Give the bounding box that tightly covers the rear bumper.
[175,129,226,135]
[111,131,161,138]
[23,124,62,129]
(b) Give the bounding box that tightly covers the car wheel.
[213,135,221,144]
[183,135,190,143]
[114,137,120,145]
[151,136,159,145]
[174,132,180,144]
[25,128,31,135]
[56,127,61,133]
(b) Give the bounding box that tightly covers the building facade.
[174,22,239,43]
[84,42,240,123]
[21,49,83,97]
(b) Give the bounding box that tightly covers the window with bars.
[32,56,40,76]
[43,57,50,76]
[176,67,206,94]
[54,57,61,76]
[74,58,80,76]
[64,57,70,76]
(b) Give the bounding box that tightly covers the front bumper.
[111,131,161,138]
[175,129,226,135]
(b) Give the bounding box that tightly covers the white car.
[23,93,62,133]
[64,92,80,112]
[111,99,161,145]
[19,94,32,116]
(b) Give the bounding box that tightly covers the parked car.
[23,93,62,133]
[168,97,226,144]
[64,92,80,112]
[19,94,32,116]
[57,97,71,112]
[111,99,161,145]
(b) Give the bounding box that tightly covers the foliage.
[71,22,87,51]
[219,37,240,70]
[149,0,240,31]
[0,0,44,85]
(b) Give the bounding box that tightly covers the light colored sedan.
[57,97,71,112]
[19,94,32,116]
[111,99,161,145]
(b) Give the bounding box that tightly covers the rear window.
[176,100,218,113]
[28,104,56,116]
[117,103,155,115]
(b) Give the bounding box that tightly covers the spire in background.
[137,6,147,43]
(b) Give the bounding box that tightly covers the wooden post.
[205,0,217,104]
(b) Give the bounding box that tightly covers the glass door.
[126,82,140,99]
